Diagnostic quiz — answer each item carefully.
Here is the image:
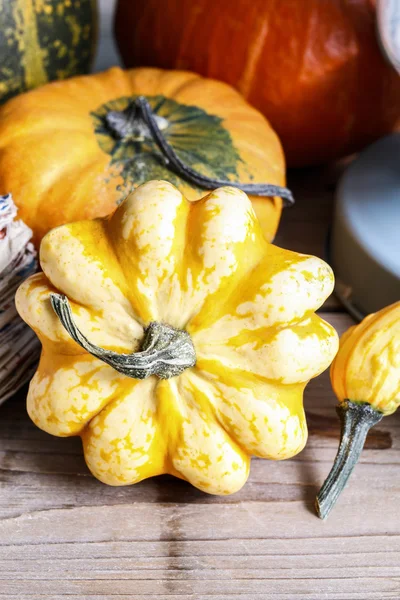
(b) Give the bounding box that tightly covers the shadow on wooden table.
[0,375,394,519]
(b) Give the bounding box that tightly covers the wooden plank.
[0,577,398,599]
[0,596,394,600]
[1,312,400,599]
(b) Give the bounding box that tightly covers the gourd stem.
[315,400,383,520]
[105,96,295,207]
[50,293,196,380]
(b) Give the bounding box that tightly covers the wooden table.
[1,166,399,600]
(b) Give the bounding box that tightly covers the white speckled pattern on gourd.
[16,180,339,494]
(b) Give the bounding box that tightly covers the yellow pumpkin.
[0,67,291,247]
[316,301,400,518]
[16,181,338,494]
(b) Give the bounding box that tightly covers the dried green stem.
[315,400,383,520]
[50,293,196,380]
[105,96,295,207]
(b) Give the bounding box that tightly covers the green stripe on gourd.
[0,0,96,104]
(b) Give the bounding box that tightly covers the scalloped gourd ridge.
[16,181,339,494]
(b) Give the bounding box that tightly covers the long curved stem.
[315,400,383,520]
[105,96,295,207]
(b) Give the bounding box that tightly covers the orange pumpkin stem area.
[316,400,383,519]
[107,96,294,206]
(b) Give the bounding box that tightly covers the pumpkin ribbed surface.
[115,0,400,166]
[0,67,287,245]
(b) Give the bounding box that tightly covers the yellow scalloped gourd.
[316,301,400,519]
[16,180,338,494]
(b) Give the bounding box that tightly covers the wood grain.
[1,158,398,599]
[1,309,400,599]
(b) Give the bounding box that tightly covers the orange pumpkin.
[115,0,400,167]
[0,67,289,246]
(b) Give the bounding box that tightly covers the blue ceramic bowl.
[331,133,400,319]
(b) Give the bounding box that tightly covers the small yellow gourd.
[16,180,338,494]
[316,302,400,518]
